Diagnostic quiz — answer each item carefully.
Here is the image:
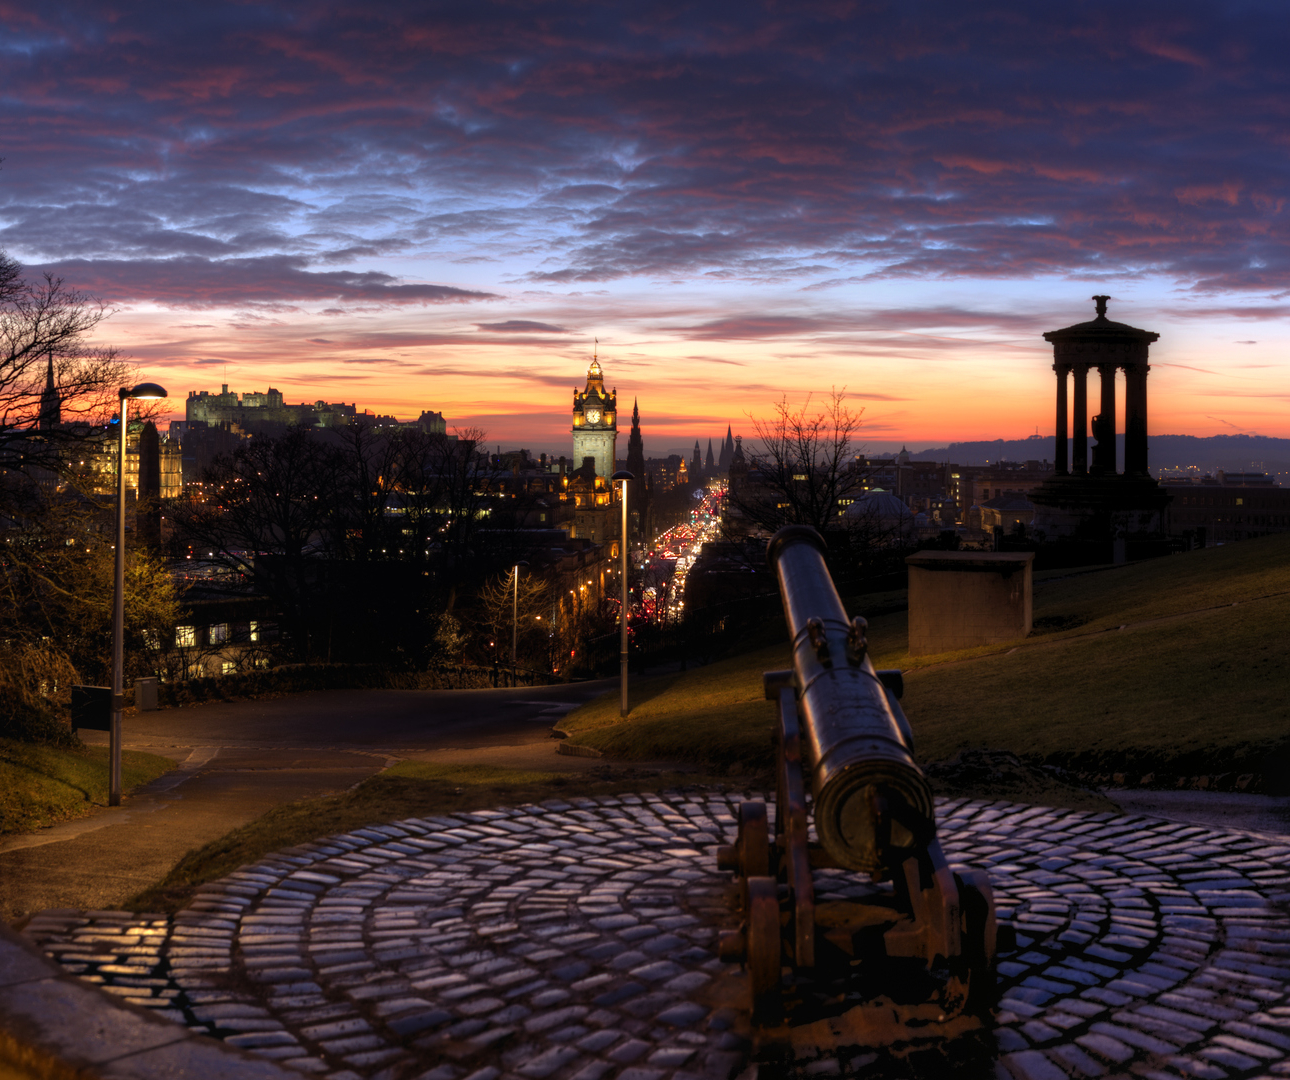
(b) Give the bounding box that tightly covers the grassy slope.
[561,534,1290,779]
[100,537,1290,912]
[0,739,176,835]
[127,762,729,915]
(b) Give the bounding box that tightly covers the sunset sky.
[2,2,1287,457]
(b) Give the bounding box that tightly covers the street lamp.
[511,560,529,685]
[110,382,167,806]
[611,470,634,716]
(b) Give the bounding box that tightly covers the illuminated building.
[571,352,617,481]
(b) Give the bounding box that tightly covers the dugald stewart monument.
[1031,296,1173,553]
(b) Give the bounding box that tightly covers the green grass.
[905,591,1289,772]
[560,535,1290,788]
[0,738,176,834]
[126,761,736,915]
[102,537,1290,913]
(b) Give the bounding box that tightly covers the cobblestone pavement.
[19,793,1290,1080]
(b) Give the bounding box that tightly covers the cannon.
[716,526,997,1029]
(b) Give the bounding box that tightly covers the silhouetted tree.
[729,389,868,536]
[169,426,342,661]
[0,490,180,740]
[0,252,140,484]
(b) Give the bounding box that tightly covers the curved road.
[111,682,615,751]
[1,681,618,923]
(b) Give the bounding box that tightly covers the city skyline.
[3,4,1288,446]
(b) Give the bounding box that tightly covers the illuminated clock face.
[585,408,601,424]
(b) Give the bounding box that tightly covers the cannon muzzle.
[767,525,935,876]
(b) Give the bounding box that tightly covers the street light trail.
[638,484,725,626]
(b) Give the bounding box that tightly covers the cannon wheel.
[746,875,781,1022]
[737,801,771,879]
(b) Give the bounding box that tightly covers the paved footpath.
[19,794,1290,1080]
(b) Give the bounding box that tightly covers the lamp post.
[511,560,529,686]
[111,382,167,806]
[611,470,634,716]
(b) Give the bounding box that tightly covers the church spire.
[38,352,60,431]
[719,424,734,470]
[626,397,645,478]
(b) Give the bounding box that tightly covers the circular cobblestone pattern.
[22,793,1290,1080]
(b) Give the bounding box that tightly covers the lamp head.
[123,382,168,401]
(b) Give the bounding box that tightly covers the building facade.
[1164,473,1290,544]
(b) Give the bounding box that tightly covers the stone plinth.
[906,551,1034,656]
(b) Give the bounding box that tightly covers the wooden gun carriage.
[717,526,997,1028]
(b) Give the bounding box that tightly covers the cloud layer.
[1,1,1287,303]
[2,2,1288,445]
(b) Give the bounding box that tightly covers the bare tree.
[727,388,869,536]
[386,426,505,608]
[0,261,139,477]
[328,420,405,562]
[168,427,343,660]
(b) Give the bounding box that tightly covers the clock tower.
[572,351,617,479]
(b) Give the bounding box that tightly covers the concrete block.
[906,551,1034,656]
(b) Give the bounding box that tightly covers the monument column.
[1054,363,1070,475]
[1124,363,1149,476]
[1072,364,1089,475]
[1093,363,1117,475]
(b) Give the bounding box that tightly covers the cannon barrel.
[768,525,935,876]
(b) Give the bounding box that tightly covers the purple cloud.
[0,1,1286,299]
[25,256,497,307]
[476,320,570,333]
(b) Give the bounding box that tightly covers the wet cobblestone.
[21,794,1290,1079]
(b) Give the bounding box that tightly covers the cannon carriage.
[716,526,998,1028]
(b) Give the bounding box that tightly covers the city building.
[186,384,360,429]
[1163,472,1290,544]
[72,421,184,500]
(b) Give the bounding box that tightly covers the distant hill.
[907,434,1290,479]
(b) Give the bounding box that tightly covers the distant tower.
[705,439,715,474]
[718,425,734,470]
[38,352,60,431]
[728,434,747,494]
[626,399,645,478]
[625,400,648,540]
[692,440,702,481]
[571,346,618,480]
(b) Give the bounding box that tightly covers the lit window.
[222,661,237,675]
[249,620,260,642]
[176,626,196,648]
[210,623,229,644]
